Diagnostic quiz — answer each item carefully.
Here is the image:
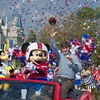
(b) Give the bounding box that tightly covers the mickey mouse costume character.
[21,42,49,80]
[21,42,49,99]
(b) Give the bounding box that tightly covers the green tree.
[91,37,100,66]
[76,7,97,20]
[37,27,50,44]
[95,7,100,19]
[26,30,37,43]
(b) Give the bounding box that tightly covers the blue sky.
[0,0,100,36]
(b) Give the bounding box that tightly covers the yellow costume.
[0,50,10,90]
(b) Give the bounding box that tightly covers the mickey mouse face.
[29,50,48,65]
[32,51,47,57]
[21,42,49,65]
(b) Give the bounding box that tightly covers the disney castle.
[0,11,25,51]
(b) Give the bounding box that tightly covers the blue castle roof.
[16,13,23,30]
[1,15,6,26]
[0,25,3,34]
[16,13,25,36]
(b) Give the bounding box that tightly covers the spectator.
[92,65,100,94]
[74,71,81,90]
[49,28,82,100]
[47,61,54,81]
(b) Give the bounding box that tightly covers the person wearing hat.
[49,29,82,100]
[47,61,54,81]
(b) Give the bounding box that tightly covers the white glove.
[26,62,35,70]
[14,69,19,74]
[2,69,8,76]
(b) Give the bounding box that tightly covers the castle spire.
[0,25,3,34]
[16,3,23,30]
[1,11,6,26]
[16,12,23,30]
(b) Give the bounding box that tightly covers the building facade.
[0,11,25,50]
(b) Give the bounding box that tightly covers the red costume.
[24,62,47,79]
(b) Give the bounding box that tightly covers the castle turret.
[0,25,3,34]
[1,11,6,26]
[16,12,23,30]
[0,25,5,50]
[0,11,8,50]
[1,11,8,37]
[7,11,25,48]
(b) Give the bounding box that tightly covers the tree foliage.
[26,30,37,43]
[37,28,50,44]
[91,37,100,66]
[76,7,97,20]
